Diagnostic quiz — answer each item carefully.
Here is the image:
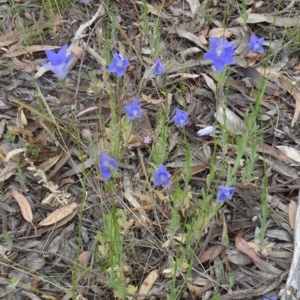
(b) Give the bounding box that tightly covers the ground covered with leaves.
[1,0,300,299]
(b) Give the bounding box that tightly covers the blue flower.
[42,44,74,80]
[81,0,91,3]
[107,54,130,77]
[124,98,142,120]
[204,37,236,72]
[153,58,166,75]
[173,108,189,127]
[153,164,171,187]
[217,186,235,202]
[144,58,166,78]
[248,34,264,53]
[197,126,214,137]
[263,297,277,300]
[98,151,118,181]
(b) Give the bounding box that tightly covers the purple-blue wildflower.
[145,58,166,78]
[107,54,130,77]
[263,297,277,300]
[173,109,189,127]
[204,37,236,72]
[153,58,166,75]
[217,185,235,202]
[248,34,264,53]
[98,151,118,181]
[197,126,214,137]
[80,0,91,3]
[153,164,171,187]
[124,98,142,120]
[42,44,74,80]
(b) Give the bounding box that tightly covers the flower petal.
[213,59,226,72]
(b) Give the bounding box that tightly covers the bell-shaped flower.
[217,185,235,202]
[98,151,118,181]
[124,98,142,120]
[173,109,189,127]
[204,37,236,72]
[42,44,74,80]
[153,164,171,187]
[248,34,264,53]
[107,54,130,77]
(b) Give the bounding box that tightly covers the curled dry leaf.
[137,269,159,300]
[39,202,78,226]
[5,148,27,162]
[289,201,297,230]
[199,245,224,263]
[235,235,261,262]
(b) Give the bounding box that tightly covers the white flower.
[197,126,214,137]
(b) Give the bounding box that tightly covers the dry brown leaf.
[37,153,63,172]
[12,57,37,73]
[168,73,200,79]
[201,73,216,94]
[11,190,33,223]
[258,143,295,165]
[59,178,75,188]
[141,93,164,105]
[235,236,261,262]
[17,107,27,127]
[199,245,223,263]
[276,146,300,163]
[5,148,27,162]
[187,282,204,296]
[6,123,33,137]
[78,251,92,265]
[38,203,78,226]
[215,105,247,134]
[289,201,297,230]
[277,73,300,127]
[153,189,167,202]
[131,192,152,205]
[137,269,159,300]
[176,27,207,50]
[37,207,78,235]
[232,13,300,27]
[71,46,84,60]
[209,28,232,39]
[0,29,21,47]
[4,45,59,58]
[11,190,36,235]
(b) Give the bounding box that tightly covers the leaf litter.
[0,0,300,299]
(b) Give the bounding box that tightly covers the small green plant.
[89,70,103,94]
[4,131,15,143]
[2,230,13,247]
[95,208,129,299]
[238,0,249,24]
[15,158,26,188]
[26,145,40,157]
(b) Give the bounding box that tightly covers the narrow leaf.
[11,190,33,223]
[39,203,78,226]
